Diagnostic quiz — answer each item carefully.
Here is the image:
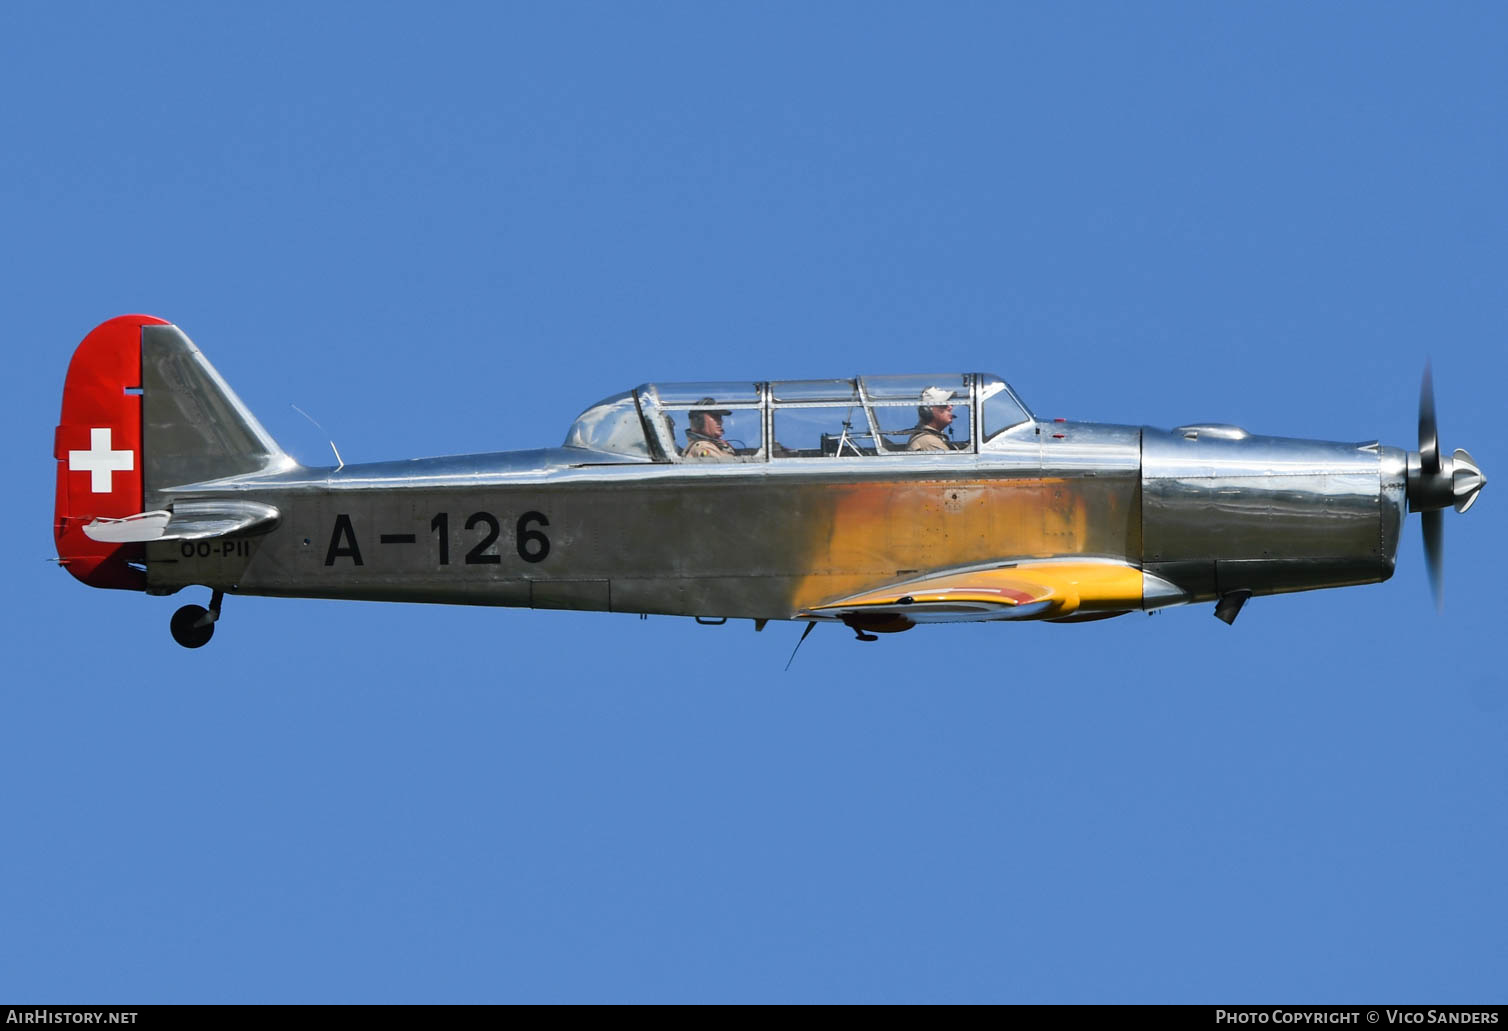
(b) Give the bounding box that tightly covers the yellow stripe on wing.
[803,559,1145,624]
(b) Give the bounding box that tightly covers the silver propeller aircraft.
[53,316,1486,648]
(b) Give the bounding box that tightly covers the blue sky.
[3,2,1504,1003]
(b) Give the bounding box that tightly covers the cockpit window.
[764,375,975,457]
[861,373,969,401]
[979,374,1032,443]
[637,382,766,462]
[563,391,652,459]
[860,375,973,453]
[771,379,861,404]
[673,405,764,460]
[866,400,972,452]
[772,405,876,457]
[596,373,1020,463]
[652,382,762,407]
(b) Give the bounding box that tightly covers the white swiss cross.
[69,427,135,494]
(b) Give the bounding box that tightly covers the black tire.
[170,605,215,649]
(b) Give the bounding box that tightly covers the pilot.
[683,399,737,460]
[906,387,956,451]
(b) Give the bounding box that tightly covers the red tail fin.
[53,315,169,590]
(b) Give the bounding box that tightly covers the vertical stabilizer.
[140,323,294,501]
[54,317,295,590]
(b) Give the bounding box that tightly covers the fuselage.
[144,424,1408,620]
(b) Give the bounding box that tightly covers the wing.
[800,559,1155,626]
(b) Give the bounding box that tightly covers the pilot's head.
[918,386,955,429]
[689,398,732,439]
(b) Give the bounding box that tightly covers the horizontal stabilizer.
[81,510,170,543]
[83,500,280,543]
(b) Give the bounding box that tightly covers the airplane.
[53,314,1486,648]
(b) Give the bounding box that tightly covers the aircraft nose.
[1451,449,1485,513]
[1404,364,1485,612]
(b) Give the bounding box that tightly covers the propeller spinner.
[1405,363,1487,611]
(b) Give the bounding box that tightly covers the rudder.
[54,315,165,589]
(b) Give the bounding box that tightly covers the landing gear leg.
[170,589,224,649]
[1213,589,1251,626]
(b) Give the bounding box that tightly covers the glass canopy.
[563,374,1033,462]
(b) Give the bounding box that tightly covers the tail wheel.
[170,605,214,648]
[169,590,222,649]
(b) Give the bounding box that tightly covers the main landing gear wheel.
[170,589,224,649]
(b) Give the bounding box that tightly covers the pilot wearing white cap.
[907,386,956,451]
[683,398,737,460]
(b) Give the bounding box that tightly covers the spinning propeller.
[1406,364,1486,612]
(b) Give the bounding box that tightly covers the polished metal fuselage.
[144,422,1408,620]
[1142,428,1406,602]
